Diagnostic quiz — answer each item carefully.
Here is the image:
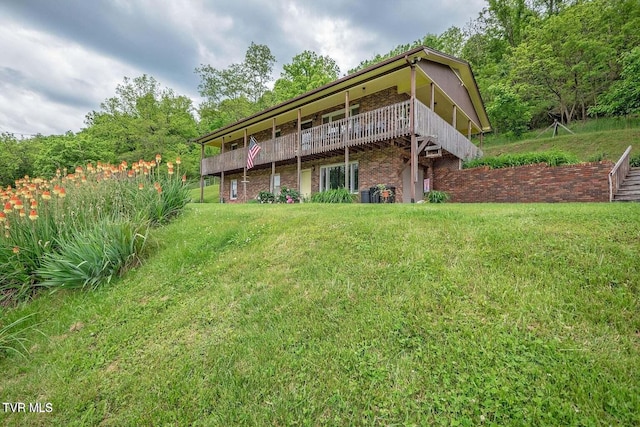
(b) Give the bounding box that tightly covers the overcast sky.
[0,0,486,137]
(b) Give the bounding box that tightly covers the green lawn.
[1,203,639,425]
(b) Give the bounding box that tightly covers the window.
[322,105,360,124]
[319,162,359,193]
[231,143,238,150]
[271,174,281,195]
[230,179,238,200]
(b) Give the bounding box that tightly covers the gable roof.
[196,46,490,147]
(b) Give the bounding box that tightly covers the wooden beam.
[220,136,225,203]
[430,82,435,110]
[199,142,204,204]
[297,108,301,192]
[452,105,457,129]
[410,64,417,203]
[345,90,350,190]
[243,129,247,202]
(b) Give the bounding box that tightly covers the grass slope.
[1,203,639,425]
[480,128,639,162]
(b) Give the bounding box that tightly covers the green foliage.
[486,84,532,136]
[273,51,340,103]
[256,191,276,204]
[426,190,450,203]
[590,47,640,117]
[0,313,38,359]
[463,151,579,169]
[630,153,640,168]
[277,186,301,204]
[1,160,189,304]
[310,188,355,203]
[37,220,147,290]
[196,43,276,129]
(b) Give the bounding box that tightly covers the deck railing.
[202,99,478,175]
[609,145,632,202]
[414,100,482,160]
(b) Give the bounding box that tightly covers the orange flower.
[182,174,187,183]
[58,187,66,198]
[14,200,23,210]
[175,157,181,165]
[53,185,60,195]
[19,208,26,218]
[29,209,38,221]
[42,190,51,200]
[138,183,144,190]
[13,246,19,254]
[168,168,174,175]
[155,153,162,164]
[3,202,11,213]
[0,212,5,222]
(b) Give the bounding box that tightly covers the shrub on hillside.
[0,158,189,303]
[310,188,355,203]
[463,151,579,169]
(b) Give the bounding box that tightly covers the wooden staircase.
[613,167,640,202]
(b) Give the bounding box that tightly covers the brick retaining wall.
[433,161,613,203]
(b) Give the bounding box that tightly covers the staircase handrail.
[609,145,632,202]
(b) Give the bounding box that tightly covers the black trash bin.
[360,190,370,203]
[369,187,380,203]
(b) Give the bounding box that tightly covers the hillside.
[1,203,639,425]
[479,127,639,162]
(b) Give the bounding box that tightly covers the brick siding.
[220,145,410,202]
[433,161,613,203]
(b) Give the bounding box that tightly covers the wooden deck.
[202,100,481,175]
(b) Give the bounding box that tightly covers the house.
[195,45,491,203]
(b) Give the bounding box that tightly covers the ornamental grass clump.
[0,157,190,303]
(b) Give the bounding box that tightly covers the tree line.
[1,0,638,186]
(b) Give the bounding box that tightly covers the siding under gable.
[418,61,481,127]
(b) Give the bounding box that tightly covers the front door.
[301,169,312,200]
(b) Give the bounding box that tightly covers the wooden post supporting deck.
[243,129,247,202]
[199,142,204,203]
[220,136,225,203]
[410,64,417,203]
[297,109,302,192]
[272,118,276,193]
[345,90,350,190]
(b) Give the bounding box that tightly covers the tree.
[485,84,531,136]
[196,42,275,129]
[590,47,640,116]
[508,0,625,124]
[85,74,198,169]
[272,51,340,103]
[0,133,42,186]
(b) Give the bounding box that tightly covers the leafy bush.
[310,188,355,203]
[630,153,640,167]
[256,191,275,203]
[1,157,188,303]
[463,151,579,169]
[426,190,450,203]
[277,187,301,203]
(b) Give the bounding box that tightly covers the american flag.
[246,136,261,169]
